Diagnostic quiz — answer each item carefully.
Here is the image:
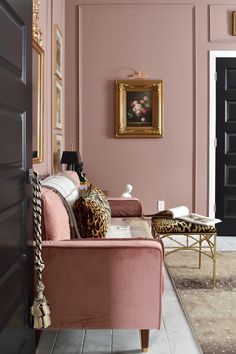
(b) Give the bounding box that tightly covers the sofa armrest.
[41,238,163,330]
[108,198,143,217]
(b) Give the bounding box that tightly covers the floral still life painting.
[115,80,163,138]
[127,92,152,127]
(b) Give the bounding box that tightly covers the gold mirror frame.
[32,39,44,163]
[32,0,44,163]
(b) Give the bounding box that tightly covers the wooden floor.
[37,237,236,354]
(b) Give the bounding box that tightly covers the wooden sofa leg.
[140,329,149,352]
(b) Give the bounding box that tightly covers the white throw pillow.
[42,174,79,206]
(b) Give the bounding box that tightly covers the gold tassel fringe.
[31,301,51,329]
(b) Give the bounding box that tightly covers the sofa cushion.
[41,172,80,240]
[73,183,111,238]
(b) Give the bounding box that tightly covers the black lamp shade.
[60,151,81,170]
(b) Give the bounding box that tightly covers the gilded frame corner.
[115,79,164,138]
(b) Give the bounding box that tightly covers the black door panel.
[0,0,34,352]
[216,58,236,235]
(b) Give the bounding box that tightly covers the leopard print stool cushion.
[152,217,216,235]
[73,183,111,238]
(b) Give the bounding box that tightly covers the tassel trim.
[31,171,51,329]
[31,300,51,329]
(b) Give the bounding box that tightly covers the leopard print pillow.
[73,183,111,238]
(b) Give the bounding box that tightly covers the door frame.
[209,51,236,218]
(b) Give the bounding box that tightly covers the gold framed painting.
[54,78,63,129]
[115,80,163,138]
[54,24,62,79]
[53,133,63,174]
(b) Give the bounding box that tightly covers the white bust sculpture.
[121,184,133,198]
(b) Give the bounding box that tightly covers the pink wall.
[63,0,236,214]
[79,3,193,214]
[65,0,79,151]
[36,0,236,214]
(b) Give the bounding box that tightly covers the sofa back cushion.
[41,172,80,240]
[73,183,111,238]
[41,187,71,240]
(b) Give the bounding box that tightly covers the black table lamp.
[60,151,80,171]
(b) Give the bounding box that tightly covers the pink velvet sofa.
[38,172,164,352]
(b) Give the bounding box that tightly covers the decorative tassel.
[31,300,51,329]
[31,171,51,329]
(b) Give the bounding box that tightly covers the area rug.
[165,251,236,354]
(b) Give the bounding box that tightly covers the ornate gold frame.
[32,0,44,163]
[54,25,62,80]
[54,78,63,129]
[233,11,236,36]
[115,80,163,138]
[32,39,44,163]
[32,0,42,46]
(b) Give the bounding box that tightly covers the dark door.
[0,0,35,353]
[216,58,236,236]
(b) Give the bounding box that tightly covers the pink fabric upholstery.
[108,198,142,217]
[41,187,71,241]
[41,238,163,330]
[41,172,80,240]
[38,176,164,350]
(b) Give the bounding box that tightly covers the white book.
[153,205,221,226]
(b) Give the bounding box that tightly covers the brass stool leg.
[213,233,217,288]
[198,234,202,269]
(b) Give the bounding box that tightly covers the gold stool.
[151,217,217,288]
